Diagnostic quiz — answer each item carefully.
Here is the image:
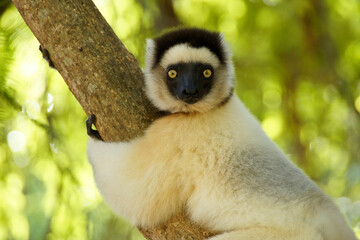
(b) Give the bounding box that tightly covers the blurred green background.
[0,0,359,239]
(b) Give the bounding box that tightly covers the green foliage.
[0,0,359,239]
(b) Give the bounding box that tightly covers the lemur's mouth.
[182,98,199,105]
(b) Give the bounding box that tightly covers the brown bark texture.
[12,0,216,239]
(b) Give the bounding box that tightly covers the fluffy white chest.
[142,97,324,231]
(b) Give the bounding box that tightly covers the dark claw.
[39,45,55,69]
[86,114,103,141]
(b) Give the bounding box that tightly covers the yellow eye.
[203,69,212,78]
[168,69,177,78]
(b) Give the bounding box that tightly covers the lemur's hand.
[39,45,55,69]
[86,114,103,141]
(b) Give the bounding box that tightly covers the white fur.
[88,97,356,239]
[159,44,221,69]
[87,34,356,239]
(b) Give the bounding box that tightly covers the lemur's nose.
[182,88,199,98]
[181,88,200,104]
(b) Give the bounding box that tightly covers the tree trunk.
[12,0,217,239]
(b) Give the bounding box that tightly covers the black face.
[166,63,214,104]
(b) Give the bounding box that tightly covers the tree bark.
[12,0,216,239]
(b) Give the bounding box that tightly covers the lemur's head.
[145,28,234,113]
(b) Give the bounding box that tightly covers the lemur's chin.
[181,99,200,105]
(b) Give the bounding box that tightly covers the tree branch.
[12,0,216,239]
[13,0,159,142]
